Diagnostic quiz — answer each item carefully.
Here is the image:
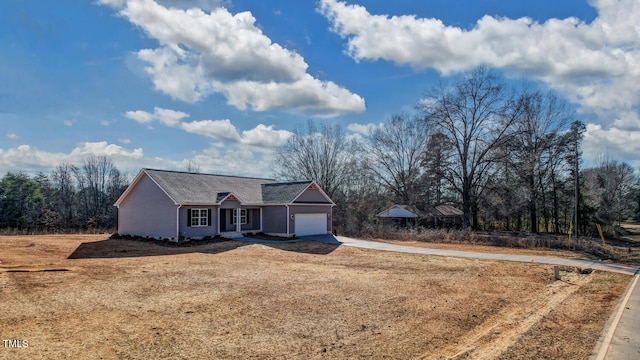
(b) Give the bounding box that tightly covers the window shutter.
[187,209,191,227]
[207,209,212,227]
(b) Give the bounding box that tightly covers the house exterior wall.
[262,206,287,234]
[294,188,330,203]
[220,200,241,209]
[289,205,332,235]
[220,208,261,232]
[242,208,260,231]
[117,174,177,240]
[179,206,217,239]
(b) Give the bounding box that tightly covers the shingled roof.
[118,169,326,206]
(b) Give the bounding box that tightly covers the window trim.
[190,208,209,227]
[231,209,248,225]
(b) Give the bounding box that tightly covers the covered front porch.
[218,207,262,238]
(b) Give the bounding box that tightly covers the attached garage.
[294,213,328,236]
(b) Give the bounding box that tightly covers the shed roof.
[377,204,464,218]
[422,205,464,217]
[376,205,422,218]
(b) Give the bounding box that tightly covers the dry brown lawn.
[0,234,631,359]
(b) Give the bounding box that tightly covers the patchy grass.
[360,227,640,265]
[0,234,630,359]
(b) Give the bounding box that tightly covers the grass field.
[0,235,631,359]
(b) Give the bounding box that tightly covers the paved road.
[593,274,640,360]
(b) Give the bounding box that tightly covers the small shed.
[422,205,464,228]
[376,205,422,227]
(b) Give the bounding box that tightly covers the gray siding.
[220,208,260,232]
[262,206,287,234]
[290,205,332,234]
[242,209,261,231]
[179,206,217,239]
[118,174,177,239]
[220,200,241,209]
[294,188,330,203]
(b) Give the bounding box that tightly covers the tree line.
[2,67,638,237]
[275,67,640,236]
[0,155,129,232]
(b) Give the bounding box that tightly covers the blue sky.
[1,0,638,177]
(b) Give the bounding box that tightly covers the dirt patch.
[0,235,630,359]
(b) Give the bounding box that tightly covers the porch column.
[259,208,263,232]
[236,208,241,232]
[217,208,220,234]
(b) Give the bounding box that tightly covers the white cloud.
[583,123,640,169]
[0,142,145,174]
[153,107,190,126]
[125,107,189,126]
[125,106,292,148]
[0,136,281,178]
[318,0,640,113]
[347,122,378,135]
[119,138,132,144]
[106,0,365,115]
[611,110,640,132]
[69,141,144,159]
[124,110,154,124]
[180,119,241,142]
[240,124,292,148]
[99,0,228,10]
[64,120,73,127]
[6,133,19,139]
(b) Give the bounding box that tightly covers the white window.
[231,209,247,224]
[190,209,209,227]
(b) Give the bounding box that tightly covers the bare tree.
[422,132,455,205]
[184,161,201,173]
[418,66,521,229]
[51,162,78,229]
[366,114,429,205]
[274,120,359,199]
[507,89,572,232]
[74,155,121,228]
[584,159,637,227]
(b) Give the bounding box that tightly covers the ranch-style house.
[114,169,335,241]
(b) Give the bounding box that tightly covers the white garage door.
[294,213,327,236]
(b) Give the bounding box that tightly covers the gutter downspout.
[286,204,290,237]
[176,205,182,242]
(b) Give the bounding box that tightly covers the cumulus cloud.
[125,106,293,149]
[69,141,144,159]
[583,123,640,168]
[104,0,365,115]
[347,122,379,135]
[0,142,145,174]
[0,137,282,178]
[6,133,19,139]
[318,0,640,113]
[180,119,241,142]
[125,107,190,126]
[241,124,292,148]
